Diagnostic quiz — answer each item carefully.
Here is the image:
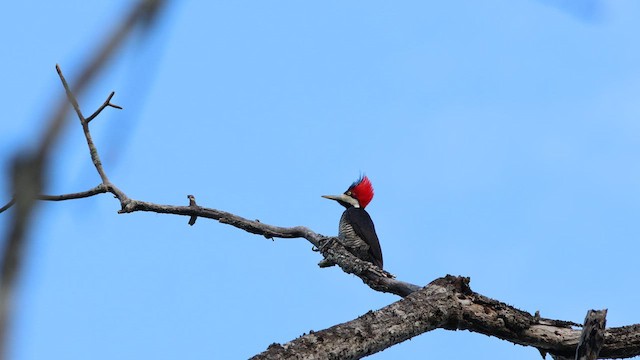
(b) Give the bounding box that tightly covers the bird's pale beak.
[321,194,349,202]
[322,193,361,208]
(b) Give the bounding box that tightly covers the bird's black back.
[343,207,383,269]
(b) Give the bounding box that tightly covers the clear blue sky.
[2,1,640,359]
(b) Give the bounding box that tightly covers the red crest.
[348,175,374,208]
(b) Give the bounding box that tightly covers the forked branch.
[86,92,122,123]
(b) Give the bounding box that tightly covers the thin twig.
[37,185,109,201]
[86,92,122,123]
[57,66,129,206]
[55,64,86,123]
[0,185,108,214]
[56,65,104,181]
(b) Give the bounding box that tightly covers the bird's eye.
[346,191,352,196]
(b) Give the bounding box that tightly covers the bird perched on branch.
[321,175,383,269]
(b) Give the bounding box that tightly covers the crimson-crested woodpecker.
[322,176,383,269]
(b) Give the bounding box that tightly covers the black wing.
[344,207,383,269]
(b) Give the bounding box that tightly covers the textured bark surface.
[252,276,461,360]
[252,276,640,359]
[576,309,607,360]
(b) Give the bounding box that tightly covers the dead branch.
[86,91,122,123]
[252,276,640,359]
[0,185,109,214]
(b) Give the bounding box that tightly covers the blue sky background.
[1,1,640,359]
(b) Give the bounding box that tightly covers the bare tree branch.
[0,185,109,214]
[56,65,120,191]
[86,91,122,123]
[252,276,640,359]
[36,185,109,202]
[96,197,420,297]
